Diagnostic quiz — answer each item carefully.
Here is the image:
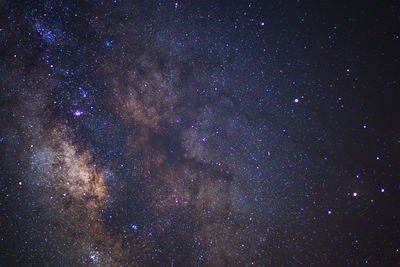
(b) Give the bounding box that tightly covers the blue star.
[73,110,83,117]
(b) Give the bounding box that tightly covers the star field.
[0,0,399,265]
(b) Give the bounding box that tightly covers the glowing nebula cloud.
[1,1,398,266]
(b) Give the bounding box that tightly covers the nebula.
[1,0,399,266]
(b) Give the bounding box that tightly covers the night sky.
[1,0,399,266]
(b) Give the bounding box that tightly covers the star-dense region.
[0,0,399,265]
